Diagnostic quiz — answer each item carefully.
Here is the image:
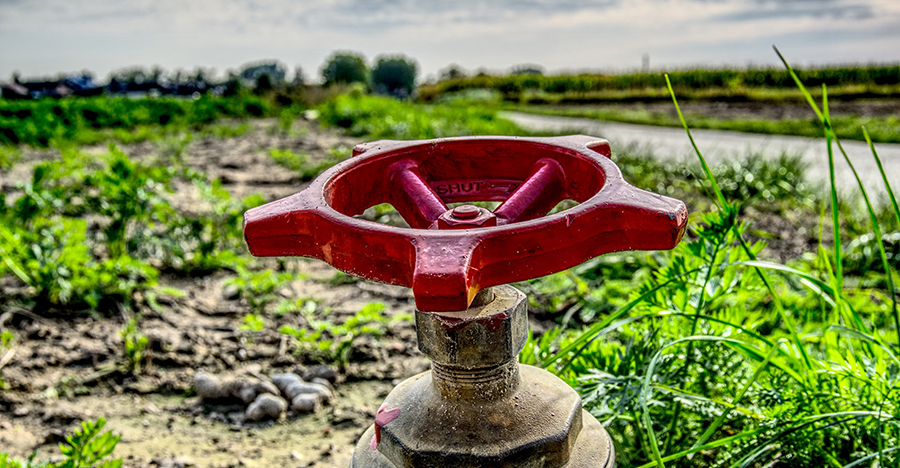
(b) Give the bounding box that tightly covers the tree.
[439,64,466,81]
[510,64,544,76]
[371,55,418,98]
[321,52,368,87]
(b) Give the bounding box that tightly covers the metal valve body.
[243,135,688,467]
[350,286,614,468]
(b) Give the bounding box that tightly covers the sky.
[1,0,899,83]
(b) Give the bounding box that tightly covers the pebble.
[194,373,228,399]
[271,373,303,392]
[303,365,338,384]
[245,394,287,421]
[195,371,337,423]
[222,284,241,301]
[291,394,318,413]
[284,381,331,403]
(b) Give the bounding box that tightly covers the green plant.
[518,50,900,467]
[239,313,266,332]
[279,302,410,368]
[0,146,21,170]
[85,145,175,258]
[131,177,263,274]
[0,418,122,468]
[0,217,157,310]
[0,94,272,148]
[120,318,148,374]
[224,266,297,314]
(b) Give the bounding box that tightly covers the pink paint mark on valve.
[370,402,401,450]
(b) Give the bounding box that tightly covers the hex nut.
[416,285,527,368]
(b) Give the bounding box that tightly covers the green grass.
[518,51,900,467]
[316,92,530,139]
[510,104,900,143]
[0,94,272,147]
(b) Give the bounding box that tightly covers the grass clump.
[316,93,528,140]
[518,50,900,467]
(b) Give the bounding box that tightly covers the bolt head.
[437,205,497,229]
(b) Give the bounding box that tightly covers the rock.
[307,381,334,403]
[255,380,279,397]
[151,456,195,468]
[311,377,334,393]
[237,385,258,405]
[271,373,302,393]
[194,373,227,399]
[303,365,337,384]
[222,284,241,301]
[245,394,287,421]
[283,381,330,403]
[291,394,318,413]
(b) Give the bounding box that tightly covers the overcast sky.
[1,0,898,82]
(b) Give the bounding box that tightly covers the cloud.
[716,1,874,22]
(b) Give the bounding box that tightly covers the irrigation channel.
[502,111,900,202]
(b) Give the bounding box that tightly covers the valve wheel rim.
[244,135,688,312]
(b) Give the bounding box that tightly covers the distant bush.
[321,52,369,87]
[419,64,900,101]
[0,95,273,147]
[371,55,418,98]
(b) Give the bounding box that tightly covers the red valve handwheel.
[243,135,687,312]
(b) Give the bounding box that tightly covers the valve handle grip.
[244,135,687,312]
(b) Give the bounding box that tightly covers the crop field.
[1,61,899,468]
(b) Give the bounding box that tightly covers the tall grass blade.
[666,76,813,370]
[777,47,895,339]
[665,75,727,209]
[864,128,900,228]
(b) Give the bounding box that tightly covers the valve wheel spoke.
[493,158,567,224]
[388,159,448,229]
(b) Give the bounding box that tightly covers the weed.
[239,314,266,332]
[0,146,21,170]
[120,318,148,374]
[0,417,122,468]
[279,302,410,368]
[0,95,272,147]
[224,266,297,314]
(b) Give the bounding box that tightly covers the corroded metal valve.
[244,135,688,467]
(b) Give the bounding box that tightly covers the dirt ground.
[0,109,826,467]
[0,119,433,467]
